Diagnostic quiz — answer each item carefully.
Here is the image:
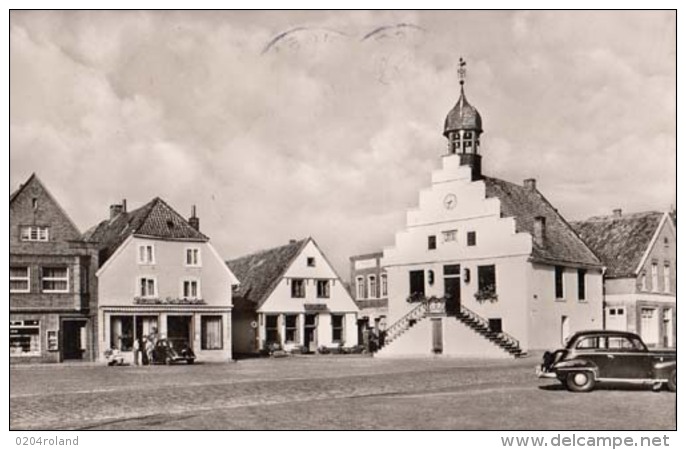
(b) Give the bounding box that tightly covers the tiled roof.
[84,197,208,265]
[483,177,602,268]
[571,211,664,278]
[226,238,308,310]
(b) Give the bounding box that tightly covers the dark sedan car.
[151,339,196,365]
[537,330,675,392]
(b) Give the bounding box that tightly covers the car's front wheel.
[667,369,676,392]
[566,371,596,393]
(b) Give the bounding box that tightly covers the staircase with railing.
[456,304,525,357]
[378,302,428,349]
[376,297,526,357]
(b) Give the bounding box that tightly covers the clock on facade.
[443,193,457,209]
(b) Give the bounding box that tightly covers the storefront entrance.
[167,315,193,349]
[61,319,87,360]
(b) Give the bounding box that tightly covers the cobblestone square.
[10,355,676,430]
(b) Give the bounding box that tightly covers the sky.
[9,10,676,276]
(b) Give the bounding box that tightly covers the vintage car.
[151,339,196,365]
[537,330,676,392]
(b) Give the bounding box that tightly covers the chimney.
[613,208,622,219]
[524,178,537,191]
[109,204,123,220]
[289,239,297,244]
[122,199,127,213]
[533,216,546,248]
[188,205,200,231]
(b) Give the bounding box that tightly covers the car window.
[607,337,638,351]
[576,337,601,349]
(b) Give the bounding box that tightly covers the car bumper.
[536,366,557,379]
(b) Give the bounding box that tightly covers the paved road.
[10,355,675,430]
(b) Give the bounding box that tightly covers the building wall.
[97,236,234,361]
[527,264,603,349]
[383,157,532,336]
[10,177,98,363]
[635,216,676,295]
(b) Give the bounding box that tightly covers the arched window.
[381,273,388,297]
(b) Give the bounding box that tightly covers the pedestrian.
[141,337,149,365]
[145,335,155,365]
[132,337,140,366]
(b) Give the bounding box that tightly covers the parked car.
[151,338,195,365]
[537,330,676,392]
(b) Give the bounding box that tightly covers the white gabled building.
[228,237,359,355]
[377,64,604,358]
[85,198,238,363]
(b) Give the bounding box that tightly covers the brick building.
[10,174,99,363]
[349,252,388,338]
[573,210,676,348]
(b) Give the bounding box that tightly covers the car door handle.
[607,354,615,359]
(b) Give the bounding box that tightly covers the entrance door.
[167,316,193,349]
[640,308,659,347]
[304,314,318,352]
[62,320,87,360]
[443,264,461,316]
[431,318,443,354]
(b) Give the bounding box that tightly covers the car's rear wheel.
[667,369,676,392]
[566,371,596,393]
[187,359,194,365]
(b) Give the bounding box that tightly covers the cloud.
[10,11,676,274]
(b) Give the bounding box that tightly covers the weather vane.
[458,57,466,86]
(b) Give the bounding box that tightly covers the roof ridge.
[226,238,308,264]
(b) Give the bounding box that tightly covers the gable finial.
[458,57,467,87]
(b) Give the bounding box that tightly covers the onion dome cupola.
[444,57,484,180]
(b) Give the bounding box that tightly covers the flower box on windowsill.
[474,286,498,303]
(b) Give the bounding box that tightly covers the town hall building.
[376,61,604,358]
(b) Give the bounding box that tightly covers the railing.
[383,302,428,344]
[459,304,520,349]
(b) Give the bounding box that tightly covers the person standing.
[132,337,140,366]
[145,335,155,365]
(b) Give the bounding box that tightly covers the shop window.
[185,247,201,266]
[428,235,437,250]
[356,276,365,299]
[284,315,299,343]
[182,279,200,299]
[368,275,377,299]
[577,269,586,301]
[10,266,30,293]
[265,315,279,344]
[138,244,155,264]
[317,279,330,298]
[381,274,388,297]
[291,279,305,298]
[139,277,157,298]
[20,226,49,242]
[201,316,223,350]
[42,267,69,293]
[110,316,133,351]
[467,231,477,246]
[331,314,344,343]
[10,320,40,356]
[555,266,565,299]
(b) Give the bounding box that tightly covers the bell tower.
[443,58,484,180]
